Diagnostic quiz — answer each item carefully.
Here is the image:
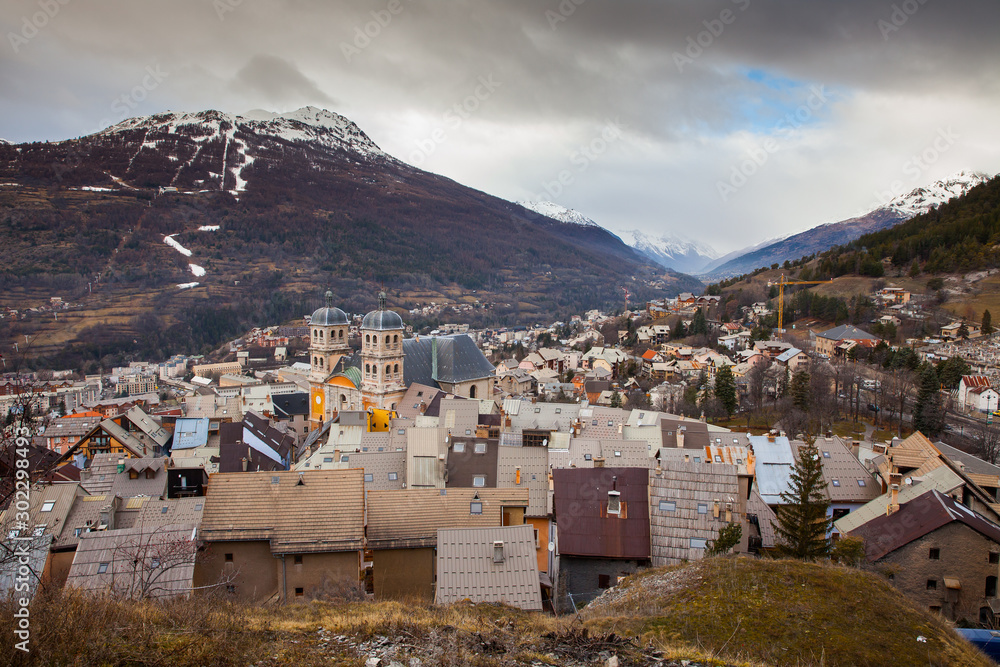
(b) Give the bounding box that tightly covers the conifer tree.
[691,308,708,336]
[912,365,943,436]
[790,369,811,412]
[714,365,738,418]
[774,443,831,560]
[983,309,994,336]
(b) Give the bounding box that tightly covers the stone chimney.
[888,472,902,515]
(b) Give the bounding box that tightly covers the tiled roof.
[833,465,964,535]
[801,438,880,504]
[333,451,406,490]
[80,453,124,496]
[496,446,548,517]
[108,457,170,499]
[0,482,83,543]
[436,524,542,611]
[747,489,778,548]
[65,523,198,598]
[125,406,171,448]
[200,470,364,554]
[649,462,742,566]
[45,415,102,439]
[817,324,878,341]
[395,383,445,420]
[366,488,529,550]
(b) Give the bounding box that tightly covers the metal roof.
[361,308,404,331]
[172,418,210,450]
[552,467,650,559]
[833,465,965,534]
[817,324,878,341]
[435,524,542,611]
[851,490,1000,561]
[310,306,349,326]
[403,335,495,386]
[801,437,880,504]
[496,445,549,517]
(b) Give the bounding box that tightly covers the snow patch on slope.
[198,225,220,231]
[189,264,206,277]
[164,234,192,257]
[517,200,600,227]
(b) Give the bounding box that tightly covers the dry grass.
[583,557,992,667]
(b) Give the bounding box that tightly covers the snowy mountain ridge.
[881,170,991,217]
[516,200,601,227]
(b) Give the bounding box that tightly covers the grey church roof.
[403,335,495,387]
[311,306,349,326]
[362,309,404,331]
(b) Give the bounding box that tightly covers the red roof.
[963,375,991,389]
[641,350,659,361]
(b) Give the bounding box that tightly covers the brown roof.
[0,482,84,543]
[649,462,742,566]
[366,488,529,550]
[850,490,1000,561]
[747,489,778,548]
[552,467,650,559]
[446,437,499,488]
[798,438,880,504]
[65,523,198,598]
[200,470,364,554]
[660,418,710,450]
[435,524,542,611]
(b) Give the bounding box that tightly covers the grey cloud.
[232,54,335,107]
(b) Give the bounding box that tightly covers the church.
[308,291,495,426]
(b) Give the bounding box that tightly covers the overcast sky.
[2,0,999,253]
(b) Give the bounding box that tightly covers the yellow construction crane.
[767,274,833,332]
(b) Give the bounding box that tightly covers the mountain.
[703,171,992,279]
[0,107,702,365]
[698,234,789,275]
[515,200,600,227]
[616,228,720,275]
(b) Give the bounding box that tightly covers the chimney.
[888,472,902,515]
[676,429,685,449]
[851,441,860,460]
[117,458,125,473]
[594,456,605,468]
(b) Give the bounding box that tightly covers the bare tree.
[98,524,200,600]
[973,421,1000,465]
[881,367,916,438]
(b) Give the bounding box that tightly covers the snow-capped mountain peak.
[516,200,600,227]
[0,138,9,145]
[882,170,991,217]
[617,229,720,275]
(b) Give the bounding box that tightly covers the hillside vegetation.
[2,558,988,666]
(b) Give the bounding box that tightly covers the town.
[5,276,1000,644]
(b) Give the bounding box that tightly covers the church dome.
[362,291,404,330]
[311,291,349,326]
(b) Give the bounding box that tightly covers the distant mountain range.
[701,171,992,279]
[0,107,702,364]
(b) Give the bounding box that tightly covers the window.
[227,584,236,594]
[195,503,203,511]
[614,450,622,457]
[453,442,466,453]
[535,407,541,414]
[40,501,55,512]
[857,479,866,487]
[608,420,613,427]
[74,528,82,537]
[714,455,722,463]
[598,574,612,589]
[323,457,333,463]
[690,538,707,549]
[698,503,708,514]
[929,548,940,560]
[822,451,830,458]
[271,476,280,484]
[658,500,676,512]
[32,525,45,537]
[990,553,999,565]
[98,563,109,574]
[225,553,233,563]
[988,576,998,598]
[295,587,304,597]
[150,558,160,569]
[470,502,483,515]
[474,442,487,454]
[554,408,561,414]
[388,472,398,481]
[364,473,373,482]
[340,455,349,462]
[294,555,303,565]
[584,453,592,461]
[593,420,598,426]
[831,480,840,487]
[161,506,169,514]
[693,457,701,463]
[927,579,937,590]
[6,529,18,539]
[473,475,486,487]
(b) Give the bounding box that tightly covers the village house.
[959,376,998,414]
[813,324,880,358]
[195,469,365,604]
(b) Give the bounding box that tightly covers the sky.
[2,0,999,254]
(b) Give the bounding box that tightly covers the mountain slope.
[617,228,719,275]
[704,171,992,279]
[516,200,600,227]
[0,107,701,364]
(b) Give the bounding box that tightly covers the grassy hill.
[3,558,989,666]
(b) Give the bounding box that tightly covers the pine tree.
[958,320,970,340]
[714,365,738,418]
[673,320,687,339]
[691,308,708,336]
[983,309,994,336]
[610,390,622,408]
[790,369,811,412]
[912,365,943,436]
[774,443,831,560]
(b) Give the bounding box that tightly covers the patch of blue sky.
[728,67,843,135]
